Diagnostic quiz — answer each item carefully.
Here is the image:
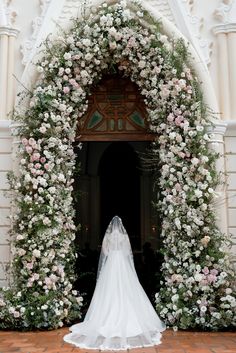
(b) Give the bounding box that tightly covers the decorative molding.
[210,122,228,136]
[57,0,81,25]
[166,0,212,66]
[21,0,51,66]
[212,22,236,34]
[0,26,18,36]
[0,0,17,27]
[225,120,236,136]
[147,0,175,23]
[0,120,12,139]
[213,0,235,24]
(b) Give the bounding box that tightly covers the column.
[0,30,8,120]
[6,30,18,117]
[208,123,228,235]
[212,26,231,120]
[228,31,236,120]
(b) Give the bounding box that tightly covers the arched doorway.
[73,75,161,307]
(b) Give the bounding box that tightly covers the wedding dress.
[63,216,166,350]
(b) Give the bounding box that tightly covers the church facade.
[0,0,236,287]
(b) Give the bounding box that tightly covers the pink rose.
[35,163,41,169]
[202,267,209,275]
[44,164,50,170]
[26,146,33,154]
[178,152,185,159]
[175,116,183,126]
[28,138,36,146]
[63,86,70,94]
[167,114,174,122]
[31,153,40,162]
[40,157,46,163]
[207,274,217,283]
[210,269,218,276]
[30,168,37,175]
[22,138,28,146]
[26,262,33,270]
[175,183,182,192]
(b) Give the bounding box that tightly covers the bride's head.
[107,216,126,235]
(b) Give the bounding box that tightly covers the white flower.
[191,157,199,165]
[85,53,93,61]
[24,174,32,183]
[41,304,48,310]
[109,41,117,50]
[82,38,91,47]
[200,306,207,313]
[37,66,44,73]
[33,249,41,258]
[171,294,179,302]
[226,288,232,295]
[138,60,146,69]
[194,273,203,282]
[39,126,47,134]
[195,189,203,198]
[59,104,67,111]
[63,52,71,60]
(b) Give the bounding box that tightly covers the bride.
[63,216,166,350]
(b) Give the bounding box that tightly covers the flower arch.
[0,0,235,331]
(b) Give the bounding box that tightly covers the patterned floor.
[0,328,236,353]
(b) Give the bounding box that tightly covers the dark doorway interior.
[99,142,140,250]
[73,141,162,315]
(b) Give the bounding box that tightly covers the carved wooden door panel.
[76,75,154,141]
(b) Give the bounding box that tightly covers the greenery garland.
[0,0,235,330]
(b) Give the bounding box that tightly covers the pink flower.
[63,86,70,94]
[207,274,217,283]
[30,168,37,175]
[26,146,33,154]
[202,267,209,275]
[175,183,182,192]
[26,262,33,270]
[175,116,183,126]
[22,138,28,146]
[35,163,41,169]
[210,269,218,276]
[69,78,80,88]
[31,153,40,162]
[72,55,81,60]
[178,152,185,159]
[167,113,174,122]
[40,157,46,163]
[28,138,36,146]
[44,163,50,170]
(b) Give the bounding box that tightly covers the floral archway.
[0,0,235,331]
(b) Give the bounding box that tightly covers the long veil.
[97,216,135,280]
[64,215,165,350]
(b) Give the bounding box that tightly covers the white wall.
[0,121,12,287]
[225,123,236,261]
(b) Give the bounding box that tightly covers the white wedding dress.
[63,216,165,350]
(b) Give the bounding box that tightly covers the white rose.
[33,249,41,258]
[200,306,207,313]
[171,294,179,302]
[39,126,47,134]
[191,157,199,165]
[194,273,203,282]
[63,52,71,60]
[138,60,146,69]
